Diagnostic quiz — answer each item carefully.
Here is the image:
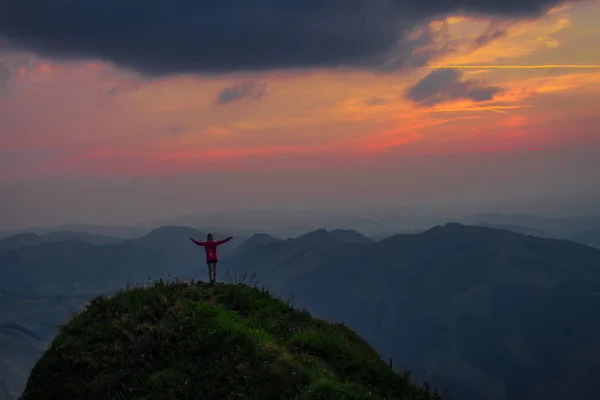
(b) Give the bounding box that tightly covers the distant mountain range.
[2,221,600,399]
[0,226,248,296]
[462,213,600,234]
[0,231,123,252]
[3,212,600,243]
[223,223,600,400]
[471,222,600,249]
[0,223,151,240]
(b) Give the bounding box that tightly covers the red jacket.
[191,236,233,262]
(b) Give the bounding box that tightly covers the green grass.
[19,279,441,400]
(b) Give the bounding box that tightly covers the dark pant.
[207,261,218,282]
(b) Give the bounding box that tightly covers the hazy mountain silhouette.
[0,223,150,240]
[156,209,455,237]
[0,227,372,297]
[473,222,551,238]
[0,226,245,296]
[469,222,600,249]
[230,233,282,256]
[566,230,600,249]
[0,231,122,252]
[461,213,600,235]
[212,229,372,286]
[225,223,600,400]
[294,228,372,246]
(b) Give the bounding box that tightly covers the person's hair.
[207,233,214,241]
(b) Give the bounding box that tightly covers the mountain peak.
[292,229,371,246]
[247,232,277,242]
[419,222,531,242]
[422,222,467,234]
[295,228,330,242]
[329,229,372,243]
[230,233,281,255]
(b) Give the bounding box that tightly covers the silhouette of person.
[191,233,233,285]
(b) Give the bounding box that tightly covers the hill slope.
[566,229,600,248]
[19,280,438,400]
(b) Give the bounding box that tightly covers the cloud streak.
[472,24,509,49]
[0,0,576,76]
[217,81,268,105]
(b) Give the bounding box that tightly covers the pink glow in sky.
[1,2,600,229]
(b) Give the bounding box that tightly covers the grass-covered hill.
[19,280,440,400]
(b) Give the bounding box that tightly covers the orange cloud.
[429,7,573,66]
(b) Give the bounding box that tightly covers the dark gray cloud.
[0,63,10,91]
[406,68,502,106]
[0,0,573,76]
[217,81,267,105]
[472,23,509,49]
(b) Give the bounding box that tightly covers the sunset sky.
[1,0,600,229]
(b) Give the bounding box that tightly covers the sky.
[1,0,600,229]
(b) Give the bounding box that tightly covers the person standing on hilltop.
[190,233,233,286]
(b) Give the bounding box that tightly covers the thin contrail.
[427,64,600,69]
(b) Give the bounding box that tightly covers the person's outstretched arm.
[215,236,234,245]
[190,238,206,246]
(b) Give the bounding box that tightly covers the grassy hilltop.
[19,279,439,400]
